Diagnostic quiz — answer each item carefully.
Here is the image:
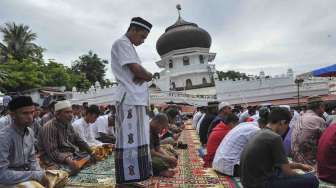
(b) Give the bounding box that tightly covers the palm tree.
[0,22,43,62]
[0,70,7,83]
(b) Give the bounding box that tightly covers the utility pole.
[294,78,304,107]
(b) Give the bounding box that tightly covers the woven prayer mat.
[65,148,158,187]
[65,122,336,188]
[150,129,241,188]
[65,154,115,187]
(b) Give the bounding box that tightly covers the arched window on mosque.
[169,60,173,68]
[199,55,204,64]
[202,77,207,84]
[183,56,190,66]
[186,79,192,88]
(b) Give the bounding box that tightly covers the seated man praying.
[203,114,239,168]
[0,96,50,187]
[91,113,116,144]
[38,100,96,175]
[72,105,103,147]
[213,107,269,176]
[240,107,319,188]
[150,113,178,177]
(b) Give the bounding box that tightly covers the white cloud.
[1,0,335,79]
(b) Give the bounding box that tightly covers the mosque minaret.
[154,5,217,95]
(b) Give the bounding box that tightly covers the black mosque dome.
[156,5,212,56]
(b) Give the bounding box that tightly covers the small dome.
[156,6,212,56]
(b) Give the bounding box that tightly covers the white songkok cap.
[279,105,290,111]
[55,100,72,112]
[218,101,231,111]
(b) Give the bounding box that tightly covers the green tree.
[0,57,91,92]
[43,60,72,89]
[0,22,92,93]
[43,60,91,91]
[0,22,43,63]
[0,69,8,92]
[0,70,7,83]
[71,51,107,86]
[70,73,91,91]
[0,58,45,92]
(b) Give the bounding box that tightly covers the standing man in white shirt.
[111,17,153,185]
[192,107,204,129]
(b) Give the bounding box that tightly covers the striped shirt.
[38,118,91,163]
[0,123,44,185]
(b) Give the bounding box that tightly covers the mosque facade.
[152,5,331,105]
[154,6,217,96]
[69,5,333,106]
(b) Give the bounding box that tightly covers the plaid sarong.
[114,101,152,184]
[0,181,44,188]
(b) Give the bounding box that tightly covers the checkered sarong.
[114,102,152,184]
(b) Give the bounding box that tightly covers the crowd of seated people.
[193,96,336,188]
[144,104,191,177]
[1,94,336,187]
[0,95,192,186]
[0,96,118,187]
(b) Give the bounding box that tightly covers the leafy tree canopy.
[71,50,108,86]
[0,22,100,93]
[0,22,43,63]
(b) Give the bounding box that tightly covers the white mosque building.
[70,5,334,107]
[154,5,217,96]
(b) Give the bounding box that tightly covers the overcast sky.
[1,0,335,79]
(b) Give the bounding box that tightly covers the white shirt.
[91,115,115,139]
[196,114,206,134]
[239,110,250,123]
[289,110,300,128]
[213,122,260,175]
[71,115,81,124]
[111,35,149,106]
[192,111,203,129]
[72,118,102,147]
[0,115,12,129]
[249,113,259,122]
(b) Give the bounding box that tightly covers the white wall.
[172,72,210,87]
[215,76,330,104]
[185,86,217,96]
[72,86,118,105]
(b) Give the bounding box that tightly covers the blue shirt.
[0,123,44,185]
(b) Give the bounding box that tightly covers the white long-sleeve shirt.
[72,118,102,147]
[91,115,115,139]
[196,114,206,134]
[213,122,260,175]
[192,111,203,129]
